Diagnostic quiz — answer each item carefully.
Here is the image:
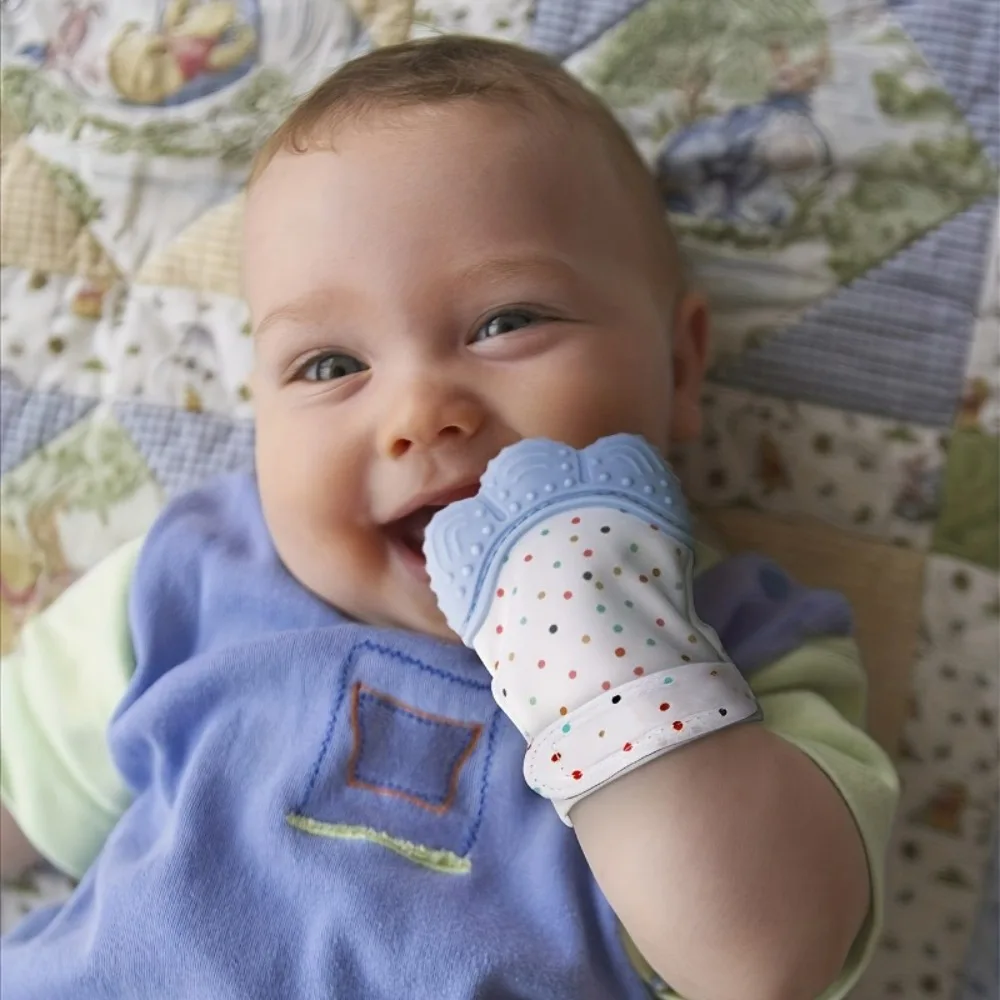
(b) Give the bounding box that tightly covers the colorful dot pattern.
[472,507,731,755]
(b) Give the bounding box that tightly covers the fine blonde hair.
[251,36,649,194]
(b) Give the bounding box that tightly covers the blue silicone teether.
[424,434,693,643]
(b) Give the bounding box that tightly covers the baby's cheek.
[495,340,672,457]
[259,444,364,589]
[277,518,389,620]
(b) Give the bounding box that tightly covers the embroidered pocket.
[288,640,500,873]
[346,683,482,813]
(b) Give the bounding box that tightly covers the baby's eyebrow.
[253,254,578,338]
[253,289,338,340]
[457,252,577,287]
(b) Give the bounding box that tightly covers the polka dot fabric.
[477,508,720,732]
[471,507,761,822]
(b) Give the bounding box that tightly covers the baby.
[0,37,898,1000]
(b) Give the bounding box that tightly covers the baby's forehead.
[247,101,658,239]
[243,101,679,312]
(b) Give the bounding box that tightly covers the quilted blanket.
[1,1,996,996]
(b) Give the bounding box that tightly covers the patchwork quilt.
[1,1,996,997]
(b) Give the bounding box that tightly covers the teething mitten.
[425,435,761,822]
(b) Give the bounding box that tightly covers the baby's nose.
[379,380,485,459]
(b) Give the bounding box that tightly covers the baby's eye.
[472,309,542,342]
[299,353,369,382]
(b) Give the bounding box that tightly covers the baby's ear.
[669,291,710,444]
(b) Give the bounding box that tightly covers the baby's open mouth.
[385,483,482,566]
[388,506,440,559]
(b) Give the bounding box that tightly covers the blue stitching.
[460,708,501,855]
[297,645,356,812]
[298,639,489,814]
[359,640,491,691]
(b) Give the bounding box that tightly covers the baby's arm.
[572,706,870,1000]
[426,436,897,1000]
[0,540,140,882]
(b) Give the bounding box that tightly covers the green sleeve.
[1,538,141,879]
[626,635,900,999]
[752,636,899,998]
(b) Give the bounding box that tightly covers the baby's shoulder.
[140,470,268,560]
[128,472,339,660]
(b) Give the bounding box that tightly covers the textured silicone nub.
[424,435,692,643]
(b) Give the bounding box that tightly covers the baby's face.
[245,104,707,639]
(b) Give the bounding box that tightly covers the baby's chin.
[408,610,465,644]
[336,576,464,644]
[272,530,461,642]
[383,585,464,644]
[380,542,464,641]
